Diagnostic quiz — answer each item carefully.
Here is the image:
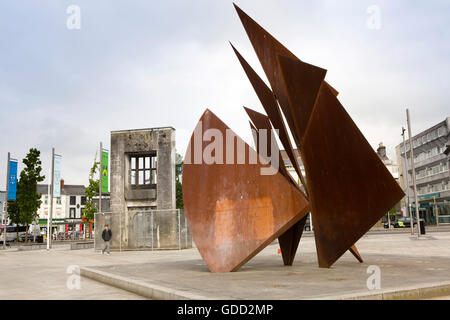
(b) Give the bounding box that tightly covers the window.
[69,208,76,219]
[130,153,157,188]
[81,196,86,205]
[70,196,76,205]
[56,198,61,205]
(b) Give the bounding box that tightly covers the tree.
[7,200,21,242]
[82,160,99,221]
[175,153,183,210]
[17,148,45,243]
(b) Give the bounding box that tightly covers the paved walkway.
[1,232,450,299]
[0,246,146,299]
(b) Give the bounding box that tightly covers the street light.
[406,109,421,237]
[401,127,414,235]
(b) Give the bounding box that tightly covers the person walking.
[101,224,112,255]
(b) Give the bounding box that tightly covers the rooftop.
[37,184,85,196]
[111,126,175,134]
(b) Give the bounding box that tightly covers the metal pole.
[406,109,421,237]
[178,209,181,250]
[402,127,414,235]
[46,169,50,250]
[99,142,102,215]
[3,152,10,250]
[387,211,391,229]
[49,148,55,248]
[95,143,102,251]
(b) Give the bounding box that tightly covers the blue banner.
[8,160,18,200]
[53,155,61,198]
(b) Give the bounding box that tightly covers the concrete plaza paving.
[1,231,450,299]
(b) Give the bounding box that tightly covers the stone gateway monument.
[101,127,190,250]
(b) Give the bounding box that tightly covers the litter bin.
[419,219,426,235]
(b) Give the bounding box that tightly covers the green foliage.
[83,160,99,220]
[7,200,21,225]
[17,148,45,228]
[176,153,183,210]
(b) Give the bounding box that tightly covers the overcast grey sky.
[1,0,449,189]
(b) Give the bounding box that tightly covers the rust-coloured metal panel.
[233,3,299,143]
[277,55,327,142]
[244,106,294,188]
[301,84,405,268]
[230,43,304,184]
[183,109,310,272]
[349,245,363,263]
[278,216,307,266]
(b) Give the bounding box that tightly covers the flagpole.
[3,152,10,250]
[99,142,102,215]
[46,168,51,250]
[48,148,55,249]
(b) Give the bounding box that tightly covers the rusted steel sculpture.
[182,4,404,272]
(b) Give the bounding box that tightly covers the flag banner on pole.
[53,155,61,198]
[101,151,109,193]
[7,160,18,200]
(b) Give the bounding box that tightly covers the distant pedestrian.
[101,224,112,255]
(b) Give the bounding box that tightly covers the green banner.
[101,151,109,193]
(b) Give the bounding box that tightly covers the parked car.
[0,225,27,242]
[20,233,44,243]
[394,217,417,228]
[384,217,417,228]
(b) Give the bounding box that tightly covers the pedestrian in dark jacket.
[101,224,112,255]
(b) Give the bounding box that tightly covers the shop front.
[415,193,450,226]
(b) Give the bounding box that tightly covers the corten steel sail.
[182,109,310,272]
[299,83,404,267]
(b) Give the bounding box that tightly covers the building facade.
[107,127,178,250]
[396,117,450,225]
[376,143,401,226]
[37,181,86,234]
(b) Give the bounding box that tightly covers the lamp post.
[402,127,414,235]
[48,148,55,249]
[406,109,421,237]
[3,153,10,250]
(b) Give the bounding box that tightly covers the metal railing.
[94,209,192,251]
